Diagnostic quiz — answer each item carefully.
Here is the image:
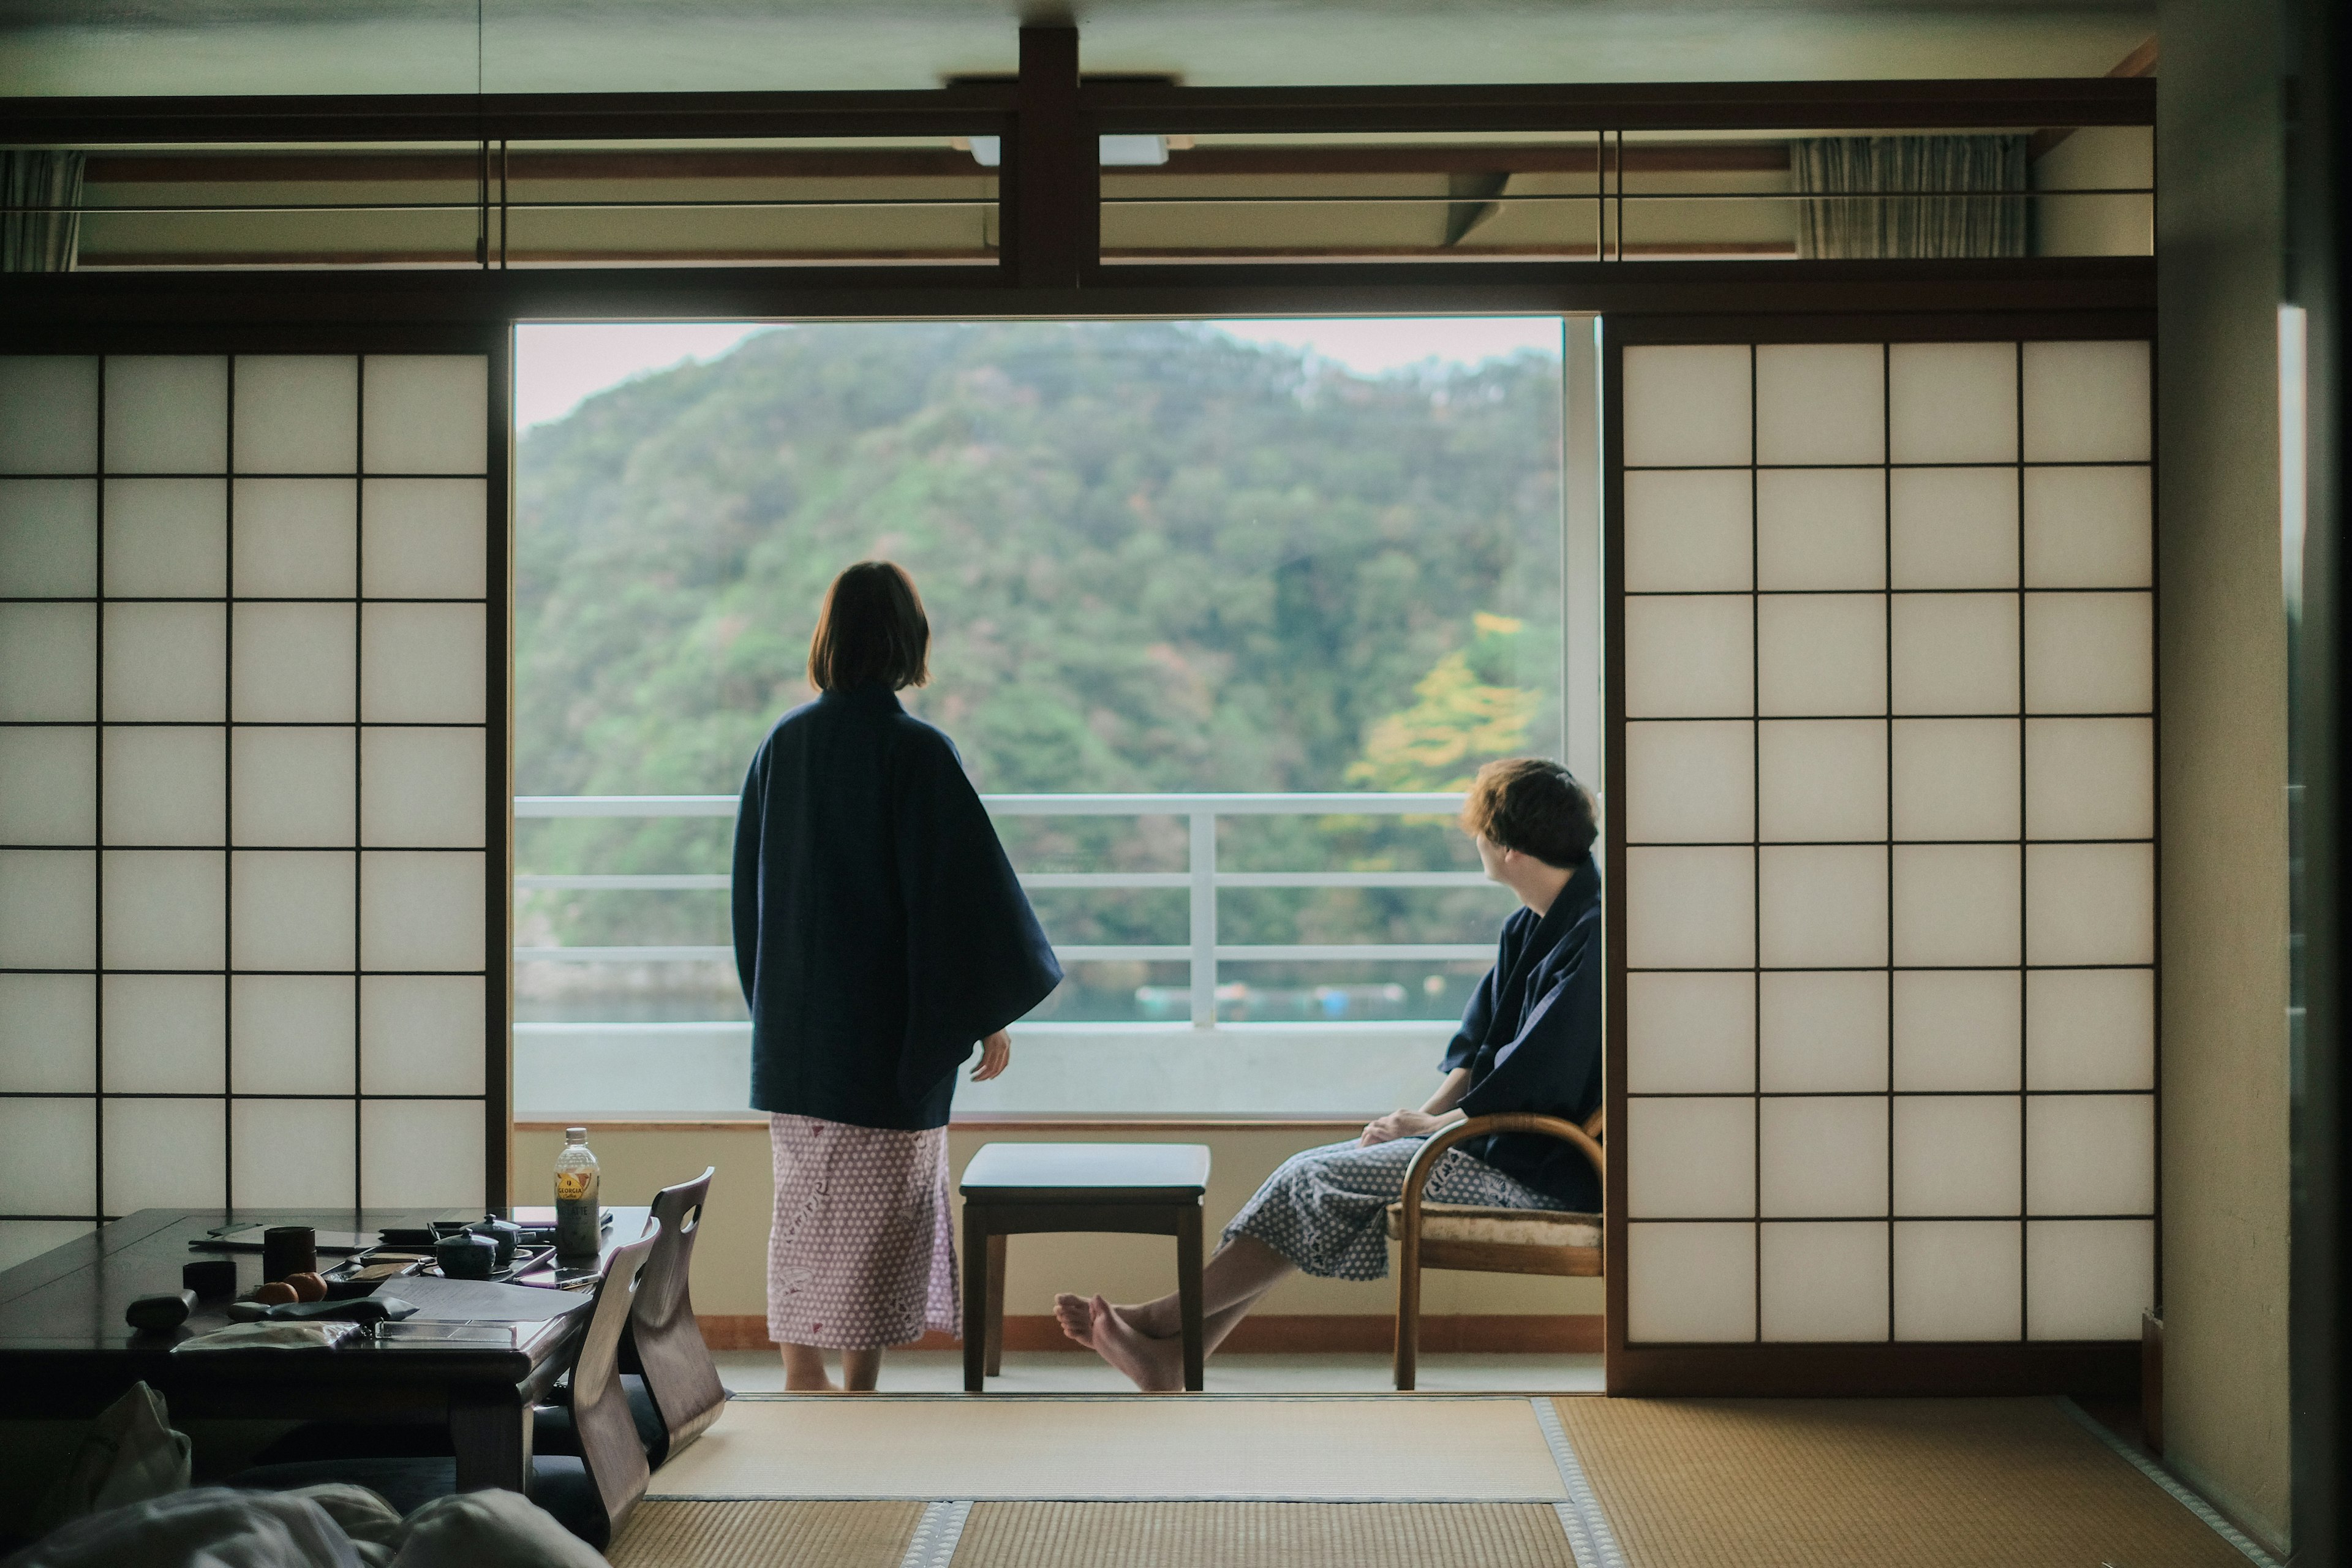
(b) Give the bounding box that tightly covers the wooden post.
[1177,1202,1205,1391]
[962,1204,991,1392]
[1010,24,1090,290]
[984,1232,1008,1376]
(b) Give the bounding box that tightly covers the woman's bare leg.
[780,1342,835,1392]
[1054,1235,1295,1389]
[842,1348,883,1391]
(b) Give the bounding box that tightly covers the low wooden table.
[959,1142,1212,1392]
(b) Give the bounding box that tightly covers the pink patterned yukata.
[766,1112,960,1350]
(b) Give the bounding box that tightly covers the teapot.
[467,1213,524,1268]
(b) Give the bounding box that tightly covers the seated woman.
[1057,756,1600,1391]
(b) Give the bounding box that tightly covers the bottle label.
[556,1171,597,1202]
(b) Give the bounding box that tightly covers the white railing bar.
[516,791,1466,818]
[516,873,731,890]
[513,941,1488,965]
[515,870,1496,892]
[1189,810,1218,1030]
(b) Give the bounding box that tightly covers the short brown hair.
[1462,758,1596,869]
[808,562,930,692]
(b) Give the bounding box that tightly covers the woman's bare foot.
[1083,1295,1185,1392]
[1054,1292,1096,1346]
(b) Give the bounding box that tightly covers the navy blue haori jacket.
[1440,863,1604,1211]
[731,686,1063,1131]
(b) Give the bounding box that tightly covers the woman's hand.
[1358,1108,1453,1147]
[971,1030,1012,1082]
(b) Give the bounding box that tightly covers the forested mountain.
[514,321,1563,963]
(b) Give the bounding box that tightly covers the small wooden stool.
[959,1142,1212,1392]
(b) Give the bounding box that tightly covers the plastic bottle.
[554,1127,602,1257]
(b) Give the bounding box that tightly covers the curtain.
[3,149,86,272]
[1793,135,2028,259]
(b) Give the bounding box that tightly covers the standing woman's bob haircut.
[809,561,930,692]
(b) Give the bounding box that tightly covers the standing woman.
[733,562,1062,1392]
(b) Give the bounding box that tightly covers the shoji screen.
[1611,335,2154,1362]
[0,353,502,1268]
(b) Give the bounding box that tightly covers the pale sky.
[513,317,1565,430]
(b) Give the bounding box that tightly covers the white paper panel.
[1889,467,2019,590]
[103,479,227,598]
[2025,718,2153,840]
[1625,971,1755,1095]
[1758,1096,1887,1217]
[104,603,227,723]
[0,851,95,968]
[2026,1218,2152,1339]
[1889,594,2019,716]
[1889,718,2021,842]
[1627,1223,1757,1343]
[102,850,226,969]
[1626,1096,1755,1218]
[363,479,488,598]
[1758,595,1885,717]
[360,728,486,848]
[0,1221,97,1273]
[99,974,224,1093]
[360,850,486,971]
[102,726,225,846]
[1757,720,1886,842]
[1892,970,2022,1092]
[0,479,98,595]
[2022,466,2152,587]
[2027,1095,2155,1215]
[1625,722,1752,845]
[232,480,358,597]
[2024,594,2153,714]
[230,974,356,1095]
[2027,968,2155,1091]
[1888,342,2017,465]
[0,1098,97,1215]
[1760,1221,1889,1341]
[361,1098,486,1208]
[231,603,357,723]
[1623,345,1751,468]
[2026,844,2155,965]
[105,357,228,475]
[2021,341,2151,463]
[1758,845,1887,968]
[0,358,99,474]
[230,727,356,848]
[1626,847,1755,968]
[361,976,487,1095]
[1623,469,1751,593]
[0,974,97,1092]
[0,604,96,723]
[1624,597,1754,718]
[0,727,97,844]
[1754,469,1884,592]
[233,1099,357,1208]
[105,1096,227,1210]
[1755,344,1884,466]
[1893,1220,2022,1340]
[360,604,487,724]
[362,358,489,476]
[233,356,359,474]
[1891,1096,2021,1215]
[230,850,356,971]
[1759,970,1887,1093]
[1892,845,2021,967]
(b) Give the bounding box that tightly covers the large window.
[512,318,1576,1117]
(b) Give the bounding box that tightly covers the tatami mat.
[1552,1395,2253,1568]
[648,1396,1568,1501]
[951,1502,1580,1568]
[605,1500,924,1568]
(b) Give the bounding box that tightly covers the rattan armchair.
[1387,1110,1605,1390]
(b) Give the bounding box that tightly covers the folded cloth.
[171,1323,360,1353]
[268,1297,418,1324]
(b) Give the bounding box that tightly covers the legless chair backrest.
[571,1218,661,1548]
[624,1167,727,1465]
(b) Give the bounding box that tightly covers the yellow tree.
[1346,612,1538,792]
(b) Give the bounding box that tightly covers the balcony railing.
[513,791,1495,1027]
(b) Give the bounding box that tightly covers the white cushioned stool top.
[1385,1204,1603,1248]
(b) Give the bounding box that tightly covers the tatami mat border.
[1533,1398,1627,1568]
[2056,1400,2285,1568]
